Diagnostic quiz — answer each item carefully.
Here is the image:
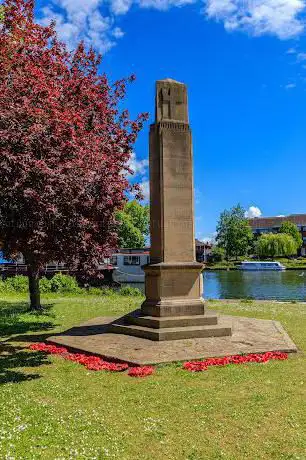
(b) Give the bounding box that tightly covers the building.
[0,251,114,283]
[195,239,213,263]
[248,214,306,256]
[0,239,209,283]
[112,240,209,283]
[111,248,150,283]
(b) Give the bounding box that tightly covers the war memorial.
[48,79,297,364]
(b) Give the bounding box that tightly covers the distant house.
[111,240,208,283]
[0,251,114,283]
[195,239,213,263]
[248,214,306,256]
[111,248,150,283]
[0,239,209,283]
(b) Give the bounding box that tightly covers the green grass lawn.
[0,293,305,460]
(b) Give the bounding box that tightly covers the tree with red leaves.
[0,0,148,310]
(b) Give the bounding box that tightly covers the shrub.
[85,287,103,295]
[99,287,116,296]
[210,246,226,263]
[85,287,116,296]
[49,273,82,293]
[118,285,143,296]
[3,275,28,292]
[0,274,144,296]
[39,277,52,293]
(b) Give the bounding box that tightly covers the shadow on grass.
[0,343,50,385]
[0,300,57,384]
[0,300,55,338]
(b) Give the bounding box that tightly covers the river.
[203,270,306,301]
[126,270,306,301]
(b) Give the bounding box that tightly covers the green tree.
[279,221,302,251]
[116,200,149,248]
[210,246,225,263]
[216,204,253,259]
[256,233,297,258]
[123,200,149,237]
[0,0,147,310]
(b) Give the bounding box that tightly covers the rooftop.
[248,214,306,227]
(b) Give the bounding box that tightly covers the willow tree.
[256,234,297,259]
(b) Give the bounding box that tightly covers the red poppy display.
[29,343,288,377]
[128,366,155,377]
[183,351,288,372]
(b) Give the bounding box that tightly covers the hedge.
[0,273,143,296]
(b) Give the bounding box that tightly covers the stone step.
[109,323,232,341]
[126,311,218,329]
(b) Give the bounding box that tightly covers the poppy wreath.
[29,343,287,377]
[29,343,149,376]
[128,366,155,377]
[61,353,129,372]
[29,343,68,355]
[183,351,288,372]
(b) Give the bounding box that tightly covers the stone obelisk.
[111,79,231,340]
[143,79,205,316]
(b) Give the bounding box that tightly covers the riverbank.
[0,293,305,459]
[205,257,306,270]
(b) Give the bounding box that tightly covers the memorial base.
[47,313,297,365]
[110,262,232,341]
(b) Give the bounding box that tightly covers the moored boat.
[238,261,286,271]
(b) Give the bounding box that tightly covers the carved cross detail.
[156,81,187,123]
[161,87,177,119]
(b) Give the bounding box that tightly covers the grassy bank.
[205,257,306,270]
[0,293,305,459]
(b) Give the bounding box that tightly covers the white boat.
[238,261,286,271]
[111,249,150,283]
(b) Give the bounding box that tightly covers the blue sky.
[33,0,306,240]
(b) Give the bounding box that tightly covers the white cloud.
[203,0,306,39]
[285,48,306,78]
[111,0,195,14]
[111,0,134,14]
[245,206,262,218]
[202,236,214,243]
[112,27,125,38]
[125,153,149,199]
[127,152,149,176]
[277,214,285,217]
[39,0,120,54]
[285,82,296,88]
[38,0,306,55]
[297,51,306,60]
[196,233,216,243]
[140,180,150,201]
[138,0,196,10]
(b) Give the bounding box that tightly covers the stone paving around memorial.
[48,311,297,365]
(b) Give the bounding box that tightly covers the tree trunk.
[28,264,41,311]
